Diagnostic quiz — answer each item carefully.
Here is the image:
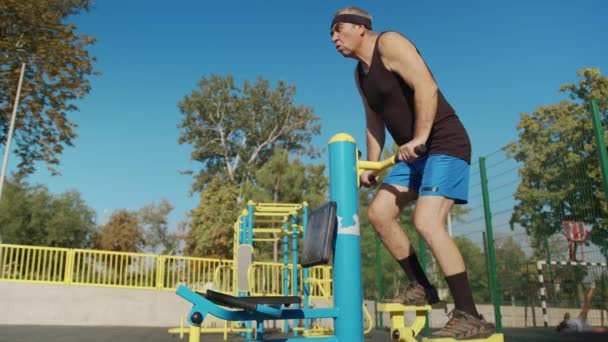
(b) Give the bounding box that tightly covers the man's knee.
[413,215,436,240]
[367,203,386,227]
[413,204,447,239]
[367,201,397,228]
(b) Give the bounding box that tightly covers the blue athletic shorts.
[382,154,470,204]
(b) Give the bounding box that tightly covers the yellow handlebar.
[357,155,398,173]
[356,155,399,187]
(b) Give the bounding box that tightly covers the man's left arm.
[378,32,439,161]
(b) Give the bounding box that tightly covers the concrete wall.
[2,282,607,329]
[0,282,190,327]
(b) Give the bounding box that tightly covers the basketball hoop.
[561,221,592,261]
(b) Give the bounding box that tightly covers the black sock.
[445,271,479,317]
[397,252,433,289]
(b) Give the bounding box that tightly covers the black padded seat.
[197,290,301,311]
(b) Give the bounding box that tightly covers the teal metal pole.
[590,99,608,205]
[246,202,254,340]
[329,133,364,342]
[283,218,289,333]
[247,201,254,245]
[291,212,299,336]
[479,157,502,332]
[302,203,311,332]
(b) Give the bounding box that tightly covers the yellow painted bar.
[252,212,292,217]
[254,207,300,212]
[252,219,286,224]
[357,156,397,171]
[252,238,280,242]
[251,228,285,233]
[422,334,504,342]
[255,202,302,207]
[363,303,374,334]
[189,325,200,342]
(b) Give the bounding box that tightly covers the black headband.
[331,14,372,31]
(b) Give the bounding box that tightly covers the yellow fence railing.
[0,243,332,297]
[71,249,159,290]
[248,261,333,298]
[162,255,235,292]
[0,244,71,285]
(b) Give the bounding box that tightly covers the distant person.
[557,286,608,333]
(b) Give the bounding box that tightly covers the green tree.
[505,68,608,259]
[494,237,528,296]
[244,148,328,208]
[137,198,177,254]
[177,75,321,193]
[93,209,144,252]
[0,175,96,247]
[1,0,98,175]
[451,237,489,303]
[185,177,240,258]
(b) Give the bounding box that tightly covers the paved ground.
[0,326,606,341]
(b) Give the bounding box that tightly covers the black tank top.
[357,32,471,163]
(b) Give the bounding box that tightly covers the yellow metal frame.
[379,303,504,342]
[378,303,432,342]
[422,334,504,342]
[168,315,255,342]
[0,243,237,292]
[357,154,398,187]
[0,243,71,285]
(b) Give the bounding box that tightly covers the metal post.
[329,133,363,342]
[544,237,555,306]
[245,202,254,340]
[419,238,430,336]
[482,232,493,303]
[479,156,502,332]
[302,202,311,332]
[247,201,254,245]
[590,99,608,205]
[0,62,26,244]
[283,218,289,333]
[291,212,299,336]
[375,234,384,329]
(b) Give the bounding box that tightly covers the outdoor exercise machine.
[176,133,504,342]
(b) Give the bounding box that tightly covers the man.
[330,7,495,340]
[557,286,608,334]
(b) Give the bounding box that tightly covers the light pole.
[0,62,27,243]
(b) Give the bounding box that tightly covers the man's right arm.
[355,69,385,162]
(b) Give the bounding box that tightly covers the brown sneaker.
[383,283,440,306]
[432,309,496,340]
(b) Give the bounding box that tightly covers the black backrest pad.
[301,201,336,267]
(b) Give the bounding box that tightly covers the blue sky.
[7,0,608,230]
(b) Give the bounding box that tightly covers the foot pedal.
[379,303,436,342]
[422,333,504,342]
[378,301,446,312]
